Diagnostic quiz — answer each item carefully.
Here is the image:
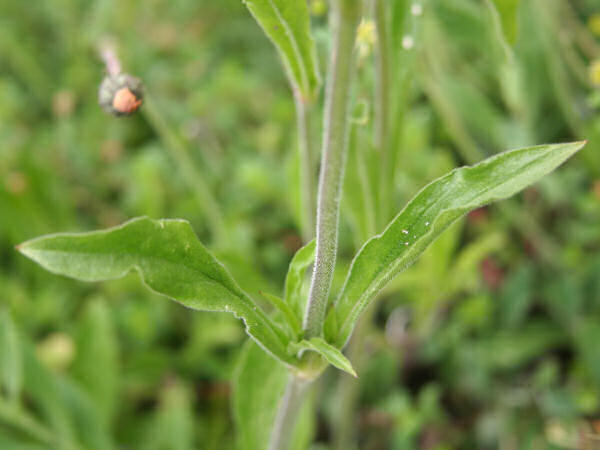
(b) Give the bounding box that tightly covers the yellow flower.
[590,60,600,87]
[357,19,376,46]
[588,13,600,36]
[356,19,377,60]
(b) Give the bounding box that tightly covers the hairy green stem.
[142,95,226,245]
[303,0,362,338]
[295,95,317,242]
[268,3,362,449]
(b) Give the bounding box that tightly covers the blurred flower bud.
[36,332,75,371]
[356,19,376,60]
[98,73,143,116]
[310,0,327,17]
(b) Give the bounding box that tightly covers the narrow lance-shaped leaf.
[243,0,321,99]
[292,337,357,377]
[17,217,294,365]
[284,239,315,317]
[331,142,586,347]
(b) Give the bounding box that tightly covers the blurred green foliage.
[1,0,600,448]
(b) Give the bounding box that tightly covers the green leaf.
[489,0,520,44]
[17,217,294,366]
[233,341,314,450]
[0,309,22,404]
[331,142,586,347]
[260,291,301,338]
[72,298,119,425]
[142,381,195,450]
[243,0,321,99]
[283,239,315,317]
[293,337,357,377]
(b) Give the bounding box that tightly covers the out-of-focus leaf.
[573,319,600,384]
[331,142,585,347]
[0,434,52,450]
[293,337,357,377]
[0,309,22,403]
[283,239,315,317]
[483,321,565,369]
[72,298,119,424]
[22,341,114,450]
[243,0,321,99]
[489,0,520,44]
[142,381,195,450]
[17,217,294,365]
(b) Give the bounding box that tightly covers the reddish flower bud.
[98,73,143,116]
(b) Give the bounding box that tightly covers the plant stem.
[268,3,362,448]
[295,95,316,242]
[373,0,393,227]
[303,0,362,338]
[142,95,226,245]
[268,376,308,450]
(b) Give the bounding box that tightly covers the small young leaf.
[17,217,294,365]
[260,291,302,337]
[294,337,357,377]
[284,239,315,317]
[243,0,321,99]
[332,142,586,347]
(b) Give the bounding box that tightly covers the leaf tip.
[14,241,31,256]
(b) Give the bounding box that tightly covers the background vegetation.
[1,0,600,448]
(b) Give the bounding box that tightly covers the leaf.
[17,217,294,366]
[243,0,321,99]
[21,341,114,450]
[142,381,195,450]
[260,291,301,338]
[331,142,586,347]
[71,298,119,425]
[233,341,314,450]
[0,309,22,404]
[488,0,520,44]
[294,337,357,377]
[283,239,315,317]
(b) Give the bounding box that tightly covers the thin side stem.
[303,0,362,338]
[373,0,393,227]
[295,95,316,242]
[268,376,308,450]
[142,95,226,245]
